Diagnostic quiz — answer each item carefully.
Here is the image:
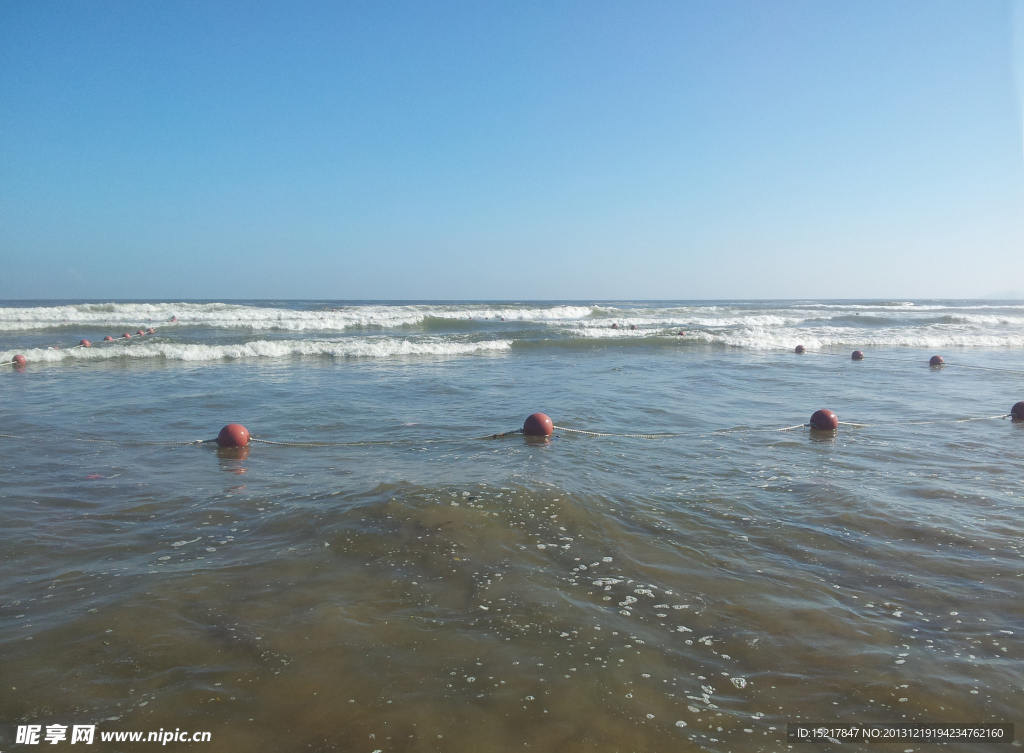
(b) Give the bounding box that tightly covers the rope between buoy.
[554,426,680,439]
[72,437,214,446]
[251,437,398,447]
[249,437,465,447]
[812,351,1024,375]
[481,429,525,439]
[900,414,1010,426]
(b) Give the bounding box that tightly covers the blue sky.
[1,0,1021,300]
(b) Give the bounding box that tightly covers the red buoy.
[852,350,864,361]
[103,335,114,341]
[122,333,131,339]
[80,339,91,347]
[12,354,27,366]
[929,355,944,367]
[1011,402,1024,421]
[217,424,250,448]
[523,412,554,437]
[147,328,155,334]
[137,329,145,336]
[795,345,805,354]
[810,408,839,431]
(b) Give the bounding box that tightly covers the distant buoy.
[810,409,839,431]
[12,354,27,366]
[80,339,91,347]
[851,350,864,361]
[217,423,250,448]
[103,335,114,341]
[137,329,145,336]
[795,345,805,354]
[122,333,131,339]
[1011,402,1024,421]
[523,412,554,437]
[629,324,638,331]
[929,355,944,367]
[611,323,619,330]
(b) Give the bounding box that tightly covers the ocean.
[1,300,1022,752]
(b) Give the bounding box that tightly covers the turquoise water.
[2,300,1022,752]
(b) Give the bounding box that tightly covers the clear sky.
[1,0,1022,300]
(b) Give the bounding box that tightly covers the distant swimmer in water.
[611,323,619,329]
[630,324,638,330]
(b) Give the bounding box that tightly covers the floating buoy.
[137,329,145,336]
[810,408,839,431]
[852,350,864,361]
[795,345,805,354]
[217,423,250,448]
[929,355,944,367]
[80,339,91,347]
[611,323,619,330]
[122,333,131,339]
[147,328,155,335]
[523,412,554,437]
[12,354,27,366]
[103,335,114,341]
[1011,402,1024,421]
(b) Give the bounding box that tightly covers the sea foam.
[0,337,512,363]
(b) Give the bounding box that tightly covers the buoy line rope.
[937,364,1024,374]
[900,414,1010,426]
[0,414,1017,447]
[554,426,679,439]
[812,351,1024,374]
[73,437,215,446]
[482,429,525,439]
[250,436,470,448]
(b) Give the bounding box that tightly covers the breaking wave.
[0,302,595,332]
[0,337,513,363]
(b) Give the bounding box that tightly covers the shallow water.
[2,300,1022,752]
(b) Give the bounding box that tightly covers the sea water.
[1,300,1022,752]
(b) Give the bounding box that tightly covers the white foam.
[0,302,595,332]
[5,301,1024,352]
[0,337,512,363]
